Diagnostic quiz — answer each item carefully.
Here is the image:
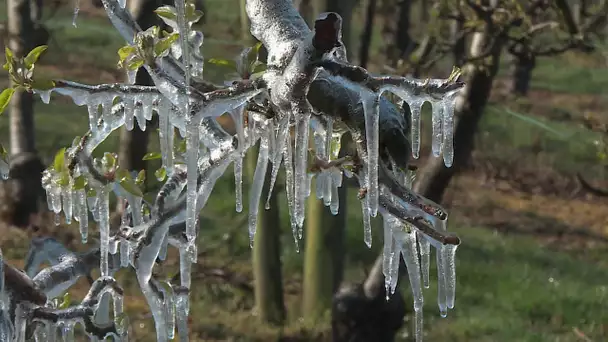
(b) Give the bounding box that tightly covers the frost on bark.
[0,0,464,341]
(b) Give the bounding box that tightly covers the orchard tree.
[0,0,463,341]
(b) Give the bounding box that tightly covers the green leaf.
[250,60,267,74]
[142,152,162,160]
[126,57,144,71]
[135,170,146,185]
[31,79,55,91]
[154,5,177,21]
[72,175,87,190]
[58,292,71,309]
[24,45,48,69]
[57,171,70,187]
[247,42,263,65]
[118,46,137,62]
[102,152,117,171]
[119,177,143,197]
[155,167,167,182]
[0,88,15,115]
[115,168,131,181]
[330,135,342,160]
[186,3,204,24]
[53,148,66,172]
[175,138,187,154]
[3,47,15,72]
[86,188,97,198]
[207,58,237,71]
[154,33,179,57]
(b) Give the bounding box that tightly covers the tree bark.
[302,174,346,321]
[251,147,286,325]
[325,0,358,60]
[359,0,376,68]
[395,0,413,62]
[509,53,535,97]
[4,0,46,228]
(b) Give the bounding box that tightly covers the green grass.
[423,226,608,342]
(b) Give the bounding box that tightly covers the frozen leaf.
[72,175,87,190]
[136,169,146,185]
[53,148,67,172]
[155,167,167,181]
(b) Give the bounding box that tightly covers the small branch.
[312,59,464,95]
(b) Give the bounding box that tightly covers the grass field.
[1,1,608,341]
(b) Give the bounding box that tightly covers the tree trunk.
[4,0,45,228]
[325,0,358,60]
[509,53,535,97]
[252,146,286,325]
[302,183,346,321]
[414,31,503,202]
[359,0,376,68]
[333,28,504,341]
[395,0,413,62]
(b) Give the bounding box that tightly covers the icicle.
[14,304,27,342]
[445,244,457,309]
[179,243,195,289]
[134,99,146,131]
[230,106,246,212]
[126,69,137,85]
[51,187,62,214]
[72,0,80,27]
[382,216,394,297]
[77,190,88,243]
[441,100,455,167]
[164,282,176,339]
[329,172,340,215]
[234,157,244,212]
[175,287,190,342]
[389,237,400,294]
[38,90,51,104]
[265,114,289,209]
[431,102,443,157]
[159,109,175,173]
[120,240,129,267]
[399,226,424,342]
[436,245,447,317]
[248,134,270,247]
[410,100,423,159]
[62,190,73,225]
[293,111,311,228]
[98,186,110,277]
[417,232,431,288]
[185,123,199,242]
[61,322,75,342]
[362,93,380,217]
[283,130,299,251]
[362,199,372,248]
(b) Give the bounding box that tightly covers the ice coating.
[248,131,270,247]
[11,0,464,340]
